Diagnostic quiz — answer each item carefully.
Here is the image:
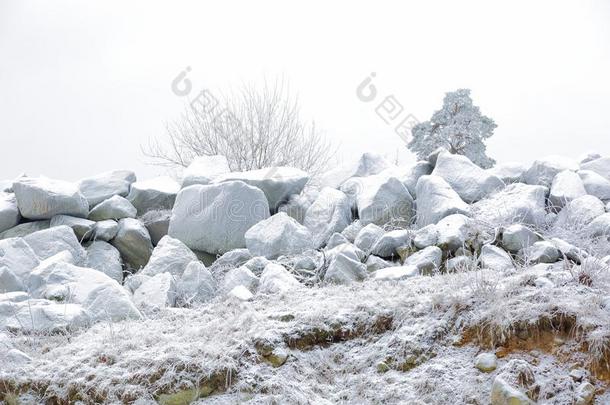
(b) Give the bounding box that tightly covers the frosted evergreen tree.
[408,89,497,168]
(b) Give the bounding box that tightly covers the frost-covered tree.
[408,89,497,168]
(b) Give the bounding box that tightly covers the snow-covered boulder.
[221,266,259,293]
[488,162,528,184]
[3,300,90,333]
[111,218,153,270]
[475,353,498,372]
[491,360,537,405]
[29,258,140,322]
[127,176,180,215]
[325,243,366,264]
[13,177,89,220]
[403,161,433,198]
[549,170,587,209]
[133,272,177,311]
[354,223,385,252]
[356,175,414,226]
[0,237,39,280]
[215,167,309,211]
[371,229,410,258]
[436,214,473,252]
[181,155,231,187]
[326,233,350,250]
[24,225,86,263]
[446,255,473,272]
[78,170,136,207]
[88,195,137,221]
[413,224,439,249]
[415,175,469,226]
[0,267,24,292]
[472,183,548,227]
[578,170,610,201]
[85,241,123,283]
[324,252,367,284]
[0,193,19,234]
[176,261,216,305]
[365,255,395,272]
[140,235,197,278]
[550,238,587,263]
[228,285,253,301]
[501,225,539,253]
[304,187,352,248]
[523,155,579,187]
[585,213,610,238]
[480,244,514,271]
[50,215,96,240]
[403,246,442,275]
[519,241,561,264]
[554,195,605,229]
[210,249,252,272]
[140,209,171,246]
[580,157,610,180]
[93,219,119,241]
[169,181,270,255]
[245,212,313,259]
[371,265,418,281]
[320,152,392,189]
[432,152,505,203]
[258,263,300,295]
[0,220,49,239]
[277,191,317,224]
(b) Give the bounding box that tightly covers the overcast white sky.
[1,0,609,181]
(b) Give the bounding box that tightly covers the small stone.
[475,353,497,372]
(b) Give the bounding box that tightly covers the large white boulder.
[304,187,352,248]
[176,261,216,305]
[24,225,86,263]
[13,177,89,220]
[221,266,259,293]
[78,170,136,207]
[169,181,270,255]
[480,244,514,271]
[580,157,610,180]
[432,152,505,203]
[0,193,19,234]
[488,162,528,184]
[92,219,119,241]
[0,267,24,292]
[501,225,540,253]
[3,300,90,333]
[141,210,171,246]
[28,258,140,322]
[214,166,309,211]
[585,213,610,238]
[578,170,610,201]
[111,218,153,270]
[523,155,579,187]
[436,214,473,252]
[127,176,180,215]
[324,252,367,284]
[354,223,385,252]
[245,212,313,259]
[140,235,197,278]
[549,170,587,209]
[50,215,96,241]
[258,263,300,295]
[519,241,560,264]
[88,195,137,221]
[554,195,605,229]
[403,161,433,198]
[133,272,177,311]
[356,175,414,226]
[0,237,39,280]
[472,183,548,227]
[85,241,123,283]
[0,220,49,239]
[320,152,392,189]
[403,246,442,275]
[413,224,439,249]
[415,175,469,226]
[371,229,410,258]
[371,265,419,281]
[181,155,231,187]
[490,360,536,405]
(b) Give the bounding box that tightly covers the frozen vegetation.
[2,151,610,404]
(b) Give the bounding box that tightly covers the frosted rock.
[325,243,366,264]
[0,193,19,234]
[472,183,548,227]
[133,272,177,311]
[243,256,272,275]
[413,224,439,249]
[139,235,197,279]
[85,241,123,283]
[585,213,610,238]
[88,195,137,221]
[475,353,497,372]
[403,161,433,198]
[29,259,140,322]
[371,229,410,258]
[436,214,472,252]
[579,152,602,165]
[93,219,119,241]
[50,215,96,241]
[128,176,180,215]
[432,152,505,203]
[578,170,610,201]
[372,265,418,280]
[554,195,605,229]
[0,267,24,292]
[523,155,579,187]
[210,249,252,272]
[324,252,367,284]
[341,220,363,243]
[111,218,153,270]
[403,246,442,275]
[550,238,587,263]
[488,162,528,184]
[501,225,539,253]
[491,360,536,405]
[181,155,231,187]
[140,209,171,246]
[221,266,259,293]
[303,187,352,248]
[326,233,350,250]
[446,256,472,272]
[0,237,39,279]
[215,166,309,211]
[549,170,587,209]
[245,212,314,259]
[24,225,86,264]
[176,261,216,305]
[575,382,595,405]
[78,170,136,207]
[520,241,561,264]
[0,220,49,239]
[0,291,29,303]
[13,177,89,220]
[480,244,514,271]
[277,191,317,224]
[320,152,392,189]
[365,255,395,272]
[354,223,385,252]
[580,156,610,180]
[228,285,253,301]
[415,175,469,226]
[258,263,300,295]
[356,175,414,226]
[123,273,151,294]
[4,300,90,333]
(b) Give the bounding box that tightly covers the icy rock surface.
[127,176,180,215]
[111,218,153,270]
[85,241,123,283]
[88,195,137,221]
[416,175,469,226]
[13,177,89,220]
[140,235,197,278]
[78,170,136,207]
[0,193,19,234]
[303,187,352,248]
[181,155,231,187]
[24,225,86,263]
[245,212,313,259]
